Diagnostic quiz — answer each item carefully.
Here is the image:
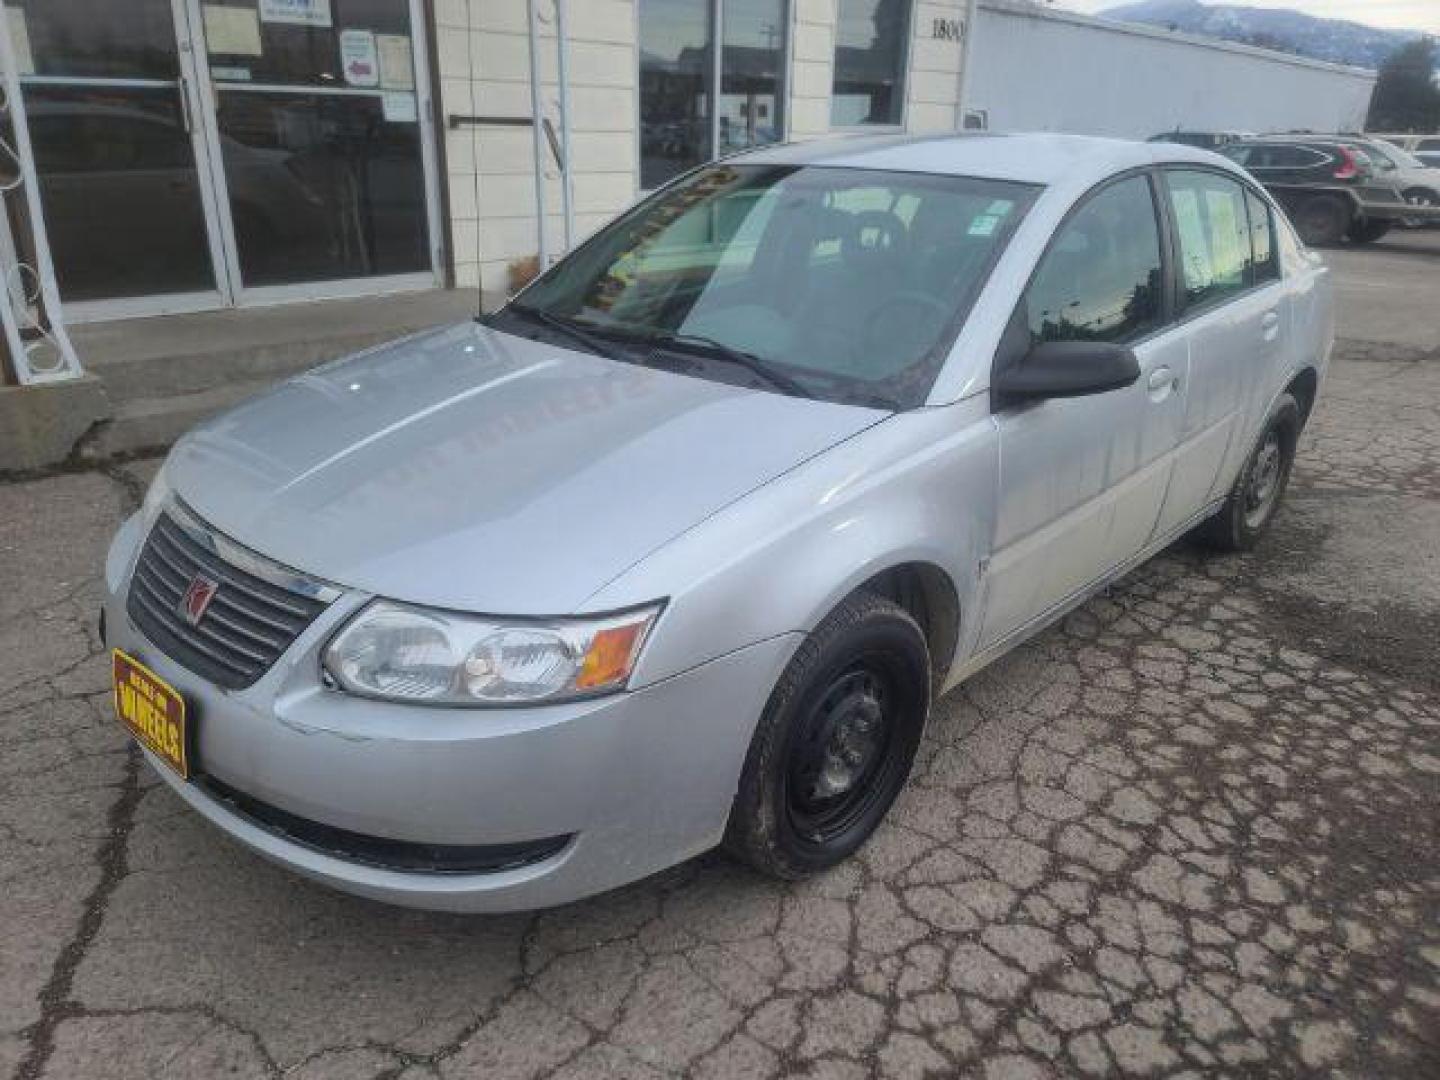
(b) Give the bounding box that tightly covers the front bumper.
[104,512,798,912]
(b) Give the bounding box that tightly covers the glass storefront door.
[9,0,440,318]
[11,0,226,308]
[194,0,437,297]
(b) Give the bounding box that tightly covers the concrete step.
[92,327,404,405]
[76,378,282,463]
[74,289,478,405]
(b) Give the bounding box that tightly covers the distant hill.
[1099,0,1430,71]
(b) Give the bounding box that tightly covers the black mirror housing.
[993,340,1141,403]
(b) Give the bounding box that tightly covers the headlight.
[322,601,662,706]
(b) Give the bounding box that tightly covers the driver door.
[977,173,1188,651]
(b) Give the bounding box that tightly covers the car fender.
[583,395,999,691]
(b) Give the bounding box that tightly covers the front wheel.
[1193,394,1301,552]
[1347,218,1392,244]
[724,592,930,879]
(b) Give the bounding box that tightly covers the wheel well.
[1286,368,1319,426]
[853,563,960,686]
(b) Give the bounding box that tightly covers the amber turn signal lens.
[575,621,647,690]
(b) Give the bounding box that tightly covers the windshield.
[492,164,1036,409]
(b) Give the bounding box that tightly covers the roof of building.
[738,131,1227,186]
[979,0,1377,81]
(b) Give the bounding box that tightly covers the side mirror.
[993,340,1141,403]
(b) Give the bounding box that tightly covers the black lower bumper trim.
[196,776,572,875]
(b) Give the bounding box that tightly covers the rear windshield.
[496,164,1037,409]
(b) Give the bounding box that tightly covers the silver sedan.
[102,133,1334,911]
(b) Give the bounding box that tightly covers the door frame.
[58,0,444,323]
[975,168,1186,651]
[18,3,232,323]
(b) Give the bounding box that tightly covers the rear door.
[1153,168,1290,536]
[978,173,1187,650]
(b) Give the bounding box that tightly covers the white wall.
[434,0,639,303]
[433,0,971,306]
[968,0,1376,140]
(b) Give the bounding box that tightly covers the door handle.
[1261,310,1281,340]
[177,74,194,135]
[1147,366,1176,393]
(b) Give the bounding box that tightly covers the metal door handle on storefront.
[177,75,193,135]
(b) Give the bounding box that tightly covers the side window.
[1245,189,1279,285]
[1275,146,1323,169]
[1165,170,1250,310]
[1023,176,1164,345]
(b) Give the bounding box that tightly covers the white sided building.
[964,0,1377,142]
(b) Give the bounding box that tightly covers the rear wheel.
[1193,394,1301,552]
[1292,195,1351,246]
[724,592,930,879]
[1347,218,1392,244]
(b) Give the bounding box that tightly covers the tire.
[1292,195,1351,246]
[724,592,930,880]
[1193,393,1301,552]
[1346,218,1392,244]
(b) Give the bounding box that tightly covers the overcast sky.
[1057,1,1440,35]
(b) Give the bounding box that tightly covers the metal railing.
[0,13,82,385]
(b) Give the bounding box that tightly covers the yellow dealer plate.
[112,649,189,779]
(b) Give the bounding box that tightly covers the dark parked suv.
[1221,136,1422,245]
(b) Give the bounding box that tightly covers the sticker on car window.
[968,215,1001,237]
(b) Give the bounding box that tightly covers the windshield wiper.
[506,304,629,363]
[642,330,814,399]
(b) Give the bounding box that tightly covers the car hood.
[166,321,885,614]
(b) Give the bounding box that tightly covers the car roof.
[1237,134,1358,145]
[734,131,1229,187]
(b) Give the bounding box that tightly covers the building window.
[831,0,911,127]
[640,0,788,190]
[720,0,787,156]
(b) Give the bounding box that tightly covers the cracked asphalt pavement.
[3,236,1438,1079]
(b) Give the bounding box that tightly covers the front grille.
[197,775,573,874]
[127,508,331,689]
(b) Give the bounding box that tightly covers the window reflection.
[215,91,430,286]
[1025,177,1163,345]
[23,86,216,300]
[831,0,911,127]
[640,0,789,189]
[720,0,786,155]
[640,0,712,190]
[9,0,180,79]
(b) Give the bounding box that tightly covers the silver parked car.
[103,134,1334,911]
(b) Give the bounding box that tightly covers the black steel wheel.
[1193,393,1301,552]
[725,592,930,879]
[785,663,899,844]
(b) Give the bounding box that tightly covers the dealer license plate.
[112,649,189,779]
